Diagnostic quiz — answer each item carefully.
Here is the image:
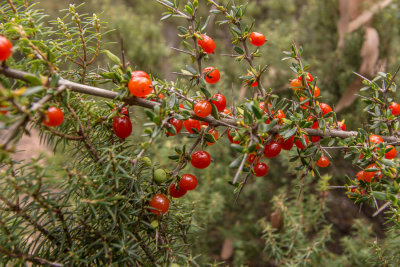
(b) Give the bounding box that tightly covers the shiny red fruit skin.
[227,130,240,144]
[169,184,187,198]
[43,107,64,127]
[389,102,400,116]
[179,174,198,191]
[297,72,313,83]
[334,121,346,131]
[248,153,257,163]
[319,103,332,116]
[290,79,302,88]
[308,118,321,142]
[112,116,132,139]
[300,97,309,109]
[263,141,282,158]
[206,128,218,146]
[356,171,365,182]
[211,93,227,112]
[149,194,169,215]
[246,73,258,87]
[369,134,383,144]
[254,162,269,177]
[194,100,212,118]
[203,67,220,84]
[385,145,397,159]
[249,32,266,46]
[120,107,129,116]
[191,150,211,169]
[166,118,183,136]
[131,70,150,79]
[313,86,320,97]
[363,163,382,182]
[197,35,215,54]
[223,109,233,116]
[0,36,12,61]
[295,135,309,150]
[128,76,153,97]
[278,135,295,150]
[316,156,330,167]
[184,118,201,134]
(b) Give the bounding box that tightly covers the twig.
[170,47,195,56]
[156,0,191,19]
[0,246,63,267]
[373,193,400,217]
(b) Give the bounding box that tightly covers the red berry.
[206,128,219,146]
[203,67,220,84]
[169,183,187,198]
[248,153,257,163]
[149,194,169,215]
[290,79,302,89]
[313,86,320,97]
[0,104,8,115]
[191,150,211,169]
[277,135,294,151]
[389,102,400,116]
[307,116,321,143]
[120,107,129,116]
[334,120,346,131]
[112,116,132,139]
[299,97,309,109]
[43,107,64,127]
[246,73,258,87]
[184,118,201,134]
[319,103,332,116]
[201,121,209,127]
[197,35,215,54]
[223,109,233,116]
[363,163,382,182]
[211,93,227,112]
[297,72,313,84]
[128,76,153,97]
[227,130,240,144]
[295,135,309,150]
[385,145,397,159]
[254,162,269,177]
[274,109,285,124]
[166,118,183,136]
[0,36,12,61]
[249,32,266,46]
[369,134,383,145]
[259,102,269,114]
[194,100,212,118]
[131,70,150,80]
[179,174,198,191]
[356,171,365,182]
[263,141,282,158]
[316,156,330,167]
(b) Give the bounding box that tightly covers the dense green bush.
[2,0,400,266]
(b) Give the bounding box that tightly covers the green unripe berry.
[140,156,152,166]
[154,168,167,184]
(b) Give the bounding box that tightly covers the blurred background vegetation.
[31,0,400,265]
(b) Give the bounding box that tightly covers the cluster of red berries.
[348,134,398,198]
[149,171,198,215]
[0,36,67,127]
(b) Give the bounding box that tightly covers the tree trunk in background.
[335,0,392,112]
